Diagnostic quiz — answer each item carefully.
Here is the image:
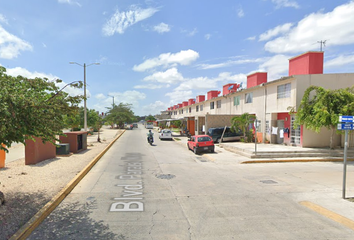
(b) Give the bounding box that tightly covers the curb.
[300,201,354,230]
[10,130,126,240]
[241,158,354,164]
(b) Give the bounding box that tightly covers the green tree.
[231,113,255,142]
[63,107,102,131]
[87,109,101,130]
[145,115,156,121]
[105,103,135,128]
[290,85,354,148]
[0,66,83,151]
[171,120,182,128]
[63,109,81,131]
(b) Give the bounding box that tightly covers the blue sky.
[0,0,354,116]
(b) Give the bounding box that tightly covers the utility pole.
[317,40,327,51]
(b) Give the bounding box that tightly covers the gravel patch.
[0,130,122,239]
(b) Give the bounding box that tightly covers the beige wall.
[302,126,341,148]
[295,73,354,110]
[205,114,237,133]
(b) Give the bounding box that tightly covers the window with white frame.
[189,107,192,113]
[196,105,199,112]
[216,100,221,108]
[277,83,291,99]
[245,93,253,103]
[234,96,240,106]
[210,102,215,109]
[200,105,203,111]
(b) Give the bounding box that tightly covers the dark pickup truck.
[207,127,242,143]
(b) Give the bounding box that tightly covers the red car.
[187,135,215,154]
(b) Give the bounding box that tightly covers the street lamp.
[69,62,100,131]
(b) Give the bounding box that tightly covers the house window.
[210,102,215,110]
[245,93,253,103]
[196,105,199,112]
[216,100,221,108]
[234,96,240,106]
[200,105,203,111]
[277,83,291,99]
[189,107,192,113]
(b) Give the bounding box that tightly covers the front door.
[277,120,284,144]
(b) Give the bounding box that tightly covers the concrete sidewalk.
[5,126,121,163]
[172,133,354,163]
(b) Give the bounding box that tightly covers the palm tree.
[231,113,255,142]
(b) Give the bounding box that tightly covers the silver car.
[159,129,173,140]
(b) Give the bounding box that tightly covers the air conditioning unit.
[56,143,70,155]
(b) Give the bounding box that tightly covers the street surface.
[29,126,354,239]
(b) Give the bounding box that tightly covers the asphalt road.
[28,127,354,239]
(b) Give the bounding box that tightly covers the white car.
[159,129,173,140]
[146,124,153,129]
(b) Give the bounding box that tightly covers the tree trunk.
[329,125,336,149]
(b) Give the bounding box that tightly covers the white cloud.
[6,67,84,97]
[271,0,299,9]
[58,0,81,7]
[325,54,354,68]
[107,90,146,105]
[258,54,290,80]
[102,6,159,36]
[95,93,106,100]
[102,90,146,115]
[153,23,170,33]
[141,101,167,115]
[259,23,293,41]
[197,57,265,70]
[264,2,354,53]
[143,68,183,84]
[0,14,8,24]
[237,7,245,18]
[0,25,33,59]
[133,49,199,72]
[247,36,256,41]
[181,28,198,37]
[205,34,211,40]
[134,83,169,89]
[174,72,246,92]
[165,90,193,104]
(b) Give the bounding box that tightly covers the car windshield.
[198,137,211,142]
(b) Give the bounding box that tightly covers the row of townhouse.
[162,51,354,148]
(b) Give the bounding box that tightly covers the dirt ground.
[0,132,121,239]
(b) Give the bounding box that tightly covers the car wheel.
[210,148,215,153]
[187,144,190,150]
[193,147,198,154]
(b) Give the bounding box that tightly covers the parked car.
[207,127,242,143]
[133,123,138,128]
[159,129,173,140]
[187,135,214,154]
